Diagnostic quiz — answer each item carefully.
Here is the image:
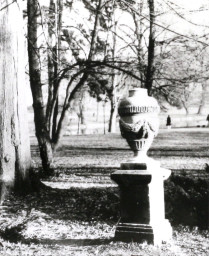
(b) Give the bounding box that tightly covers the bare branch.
[0,0,16,12]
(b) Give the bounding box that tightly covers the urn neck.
[129,88,148,97]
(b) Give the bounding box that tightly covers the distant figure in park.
[166,115,172,129]
[207,114,209,127]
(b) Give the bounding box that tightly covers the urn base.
[120,157,161,171]
[111,166,172,245]
[115,220,172,245]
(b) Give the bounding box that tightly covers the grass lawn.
[31,128,209,170]
[0,128,209,255]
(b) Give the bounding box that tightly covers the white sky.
[155,0,209,42]
[162,0,209,28]
[174,0,206,9]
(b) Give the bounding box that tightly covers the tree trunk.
[96,101,99,121]
[108,10,118,133]
[80,105,87,134]
[88,0,102,61]
[103,101,106,134]
[46,0,63,146]
[27,0,53,175]
[133,0,145,87]
[181,101,189,115]
[46,0,55,136]
[108,100,117,133]
[0,0,31,202]
[80,109,87,134]
[77,116,80,135]
[145,0,155,95]
[80,90,88,134]
[80,111,86,125]
[51,0,63,142]
[108,77,118,133]
[197,83,208,115]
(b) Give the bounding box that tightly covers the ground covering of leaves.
[0,128,209,255]
[0,189,208,255]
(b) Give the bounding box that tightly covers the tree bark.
[145,0,155,95]
[0,0,31,202]
[27,0,53,175]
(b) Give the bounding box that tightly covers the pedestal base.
[115,220,172,245]
[115,223,154,243]
[111,164,172,245]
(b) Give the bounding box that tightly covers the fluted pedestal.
[111,163,172,245]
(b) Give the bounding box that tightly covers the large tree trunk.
[0,0,31,202]
[27,0,53,175]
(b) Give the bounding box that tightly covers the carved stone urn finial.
[118,88,160,164]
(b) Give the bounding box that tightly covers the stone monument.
[111,88,172,245]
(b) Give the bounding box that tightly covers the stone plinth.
[111,163,172,245]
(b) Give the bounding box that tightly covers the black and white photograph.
[0,0,208,255]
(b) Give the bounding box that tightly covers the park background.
[22,0,209,137]
[0,0,209,255]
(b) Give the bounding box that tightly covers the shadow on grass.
[26,237,114,246]
[3,184,120,222]
[2,171,208,228]
[31,145,209,158]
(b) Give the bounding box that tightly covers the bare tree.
[27,0,105,175]
[47,0,63,142]
[27,0,54,175]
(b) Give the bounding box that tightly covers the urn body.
[118,88,160,163]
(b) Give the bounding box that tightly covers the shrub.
[165,172,208,229]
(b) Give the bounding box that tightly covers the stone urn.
[112,88,172,245]
[118,88,160,165]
